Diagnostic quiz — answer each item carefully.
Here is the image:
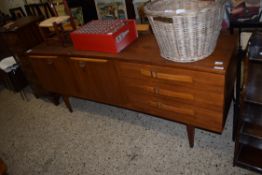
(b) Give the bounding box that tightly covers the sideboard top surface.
[28,31,237,74]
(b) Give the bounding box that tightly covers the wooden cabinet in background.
[0,16,49,98]
[0,17,42,55]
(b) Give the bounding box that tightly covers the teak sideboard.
[26,32,237,147]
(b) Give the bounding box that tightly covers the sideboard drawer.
[117,61,193,83]
[116,61,224,93]
[127,92,195,117]
[121,76,224,108]
[122,78,194,103]
[127,92,223,132]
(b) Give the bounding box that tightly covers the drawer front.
[116,61,224,93]
[126,92,223,132]
[122,78,224,109]
[117,61,193,83]
[116,61,225,132]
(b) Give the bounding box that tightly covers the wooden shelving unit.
[234,51,262,173]
[236,144,262,172]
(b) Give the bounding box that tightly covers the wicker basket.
[144,0,225,62]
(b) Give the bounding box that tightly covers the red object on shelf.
[70,19,138,53]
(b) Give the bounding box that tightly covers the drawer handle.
[127,84,155,94]
[155,72,193,83]
[158,88,194,100]
[139,85,154,93]
[148,101,194,116]
[148,101,159,108]
[140,69,151,77]
[159,103,194,116]
[29,55,57,59]
[140,69,193,83]
[70,57,108,63]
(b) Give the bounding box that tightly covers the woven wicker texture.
[144,0,225,62]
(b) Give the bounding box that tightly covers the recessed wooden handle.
[129,84,155,94]
[155,72,193,83]
[47,60,53,65]
[70,57,108,63]
[148,101,159,108]
[148,101,194,115]
[158,88,194,100]
[159,103,194,116]
[139,85,155,93]
[140,69,151,77]
[140,69,193,83]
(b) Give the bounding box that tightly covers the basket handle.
[152,16,173,23]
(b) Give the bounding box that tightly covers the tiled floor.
[0,87,259,175]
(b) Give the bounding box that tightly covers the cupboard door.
[29,55,77,95]
[69,57,122,104]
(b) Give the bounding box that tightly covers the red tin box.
[70,19,138,53]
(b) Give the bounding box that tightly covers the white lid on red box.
[73,20,125,35]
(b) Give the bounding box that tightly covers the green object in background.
[71,6,83,25]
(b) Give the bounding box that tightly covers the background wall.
[0,0,136,22]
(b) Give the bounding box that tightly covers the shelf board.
[249,57,262,62]
[241,123,262,140]
[239,134,262,150]
[235,144,262,173]
[241,102,262,126]
[245,62,262,104]
[248,32,262,62]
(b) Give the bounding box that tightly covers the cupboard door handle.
[70,57,108,63]
[47,60,53,65]
[79,62,86,68]
[29,55,57,59]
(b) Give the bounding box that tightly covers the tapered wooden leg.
[63,96,73,112]
[19,89,29,101]
[186,125,195,148]
[50,93,60,106]
[0,158,7,175]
